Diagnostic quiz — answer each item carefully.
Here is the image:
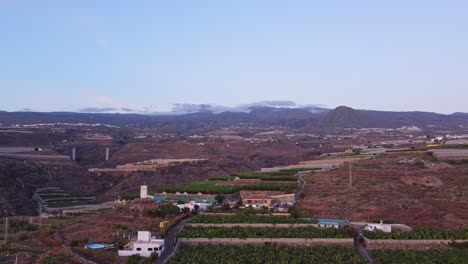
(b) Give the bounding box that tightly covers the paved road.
[353,225,375,263]
[156,219,188,264]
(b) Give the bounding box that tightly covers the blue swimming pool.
[87,243,106,249]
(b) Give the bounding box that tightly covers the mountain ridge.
[0,106,467,132]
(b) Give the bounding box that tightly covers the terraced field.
[297,152,468,228]
[170,245,366,264]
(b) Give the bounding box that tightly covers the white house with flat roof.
[118,231,164,257]
[364,220,392,233]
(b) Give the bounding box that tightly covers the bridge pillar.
[105,147,110,161]
[72,147,76,161]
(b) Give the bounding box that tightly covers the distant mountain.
[0,105,467,132]
[451,112,468,117]
[321,106,377,128]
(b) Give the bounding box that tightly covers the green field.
[188,214,315,224]
[178,226,352,238]
[372,248,468,264]
[160,181,297,194]
[170,245,366,264]
[363,228,468,240]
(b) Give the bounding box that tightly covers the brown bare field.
[297,152,468,229]
[59,210,163,243]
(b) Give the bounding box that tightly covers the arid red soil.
[297,152,468,229]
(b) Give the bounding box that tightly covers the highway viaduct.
[52,144,122,161]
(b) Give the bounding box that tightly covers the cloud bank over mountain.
[74,101,329,115]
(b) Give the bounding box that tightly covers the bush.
[243,207,256,216]
[125,254,142,264]
[221,203,230,211]
[41,253,71,264]
[114,224,129,230]
[17,231,29,241]
[7,221,38,233]
[215,194,225,203]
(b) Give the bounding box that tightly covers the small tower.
[140,185,148,199]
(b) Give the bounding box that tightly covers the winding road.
[156,219,188,264]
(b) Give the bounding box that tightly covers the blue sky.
[0,0,467,114]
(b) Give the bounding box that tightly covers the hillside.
[321,106,377,128]
[1,105,467,131]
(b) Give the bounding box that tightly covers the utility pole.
[38,203,42,230]
[349,161,353,189]
[4,216,8,245]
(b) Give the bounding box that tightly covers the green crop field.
[372,248,468,264]
[178,226,352,238]
[160,181,297,194]
[188,214,315,224]
[363,228,468,240]
[170,245,366,264]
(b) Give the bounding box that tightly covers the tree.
[215,194,225,204]
[243,206,256,216]
[221,203,230,210]
[236,198,243,207]
[259,207,269,215]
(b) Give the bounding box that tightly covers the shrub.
[221,203,230,211]
[125,254,142,264]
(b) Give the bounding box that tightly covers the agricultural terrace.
[160,181,297,194]
[170,245,366,264]
[178,226,352,238]
[363,228,468,240]
[188,214,315,224]
[209,168,319,182]
[372,248,468,264]
[297,152,468,229]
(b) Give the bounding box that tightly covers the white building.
[364,220,392,233]
[140,185,154,199]
[175,201,212,212]
[118,231,165,257]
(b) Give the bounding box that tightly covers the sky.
[0,0,467,114]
